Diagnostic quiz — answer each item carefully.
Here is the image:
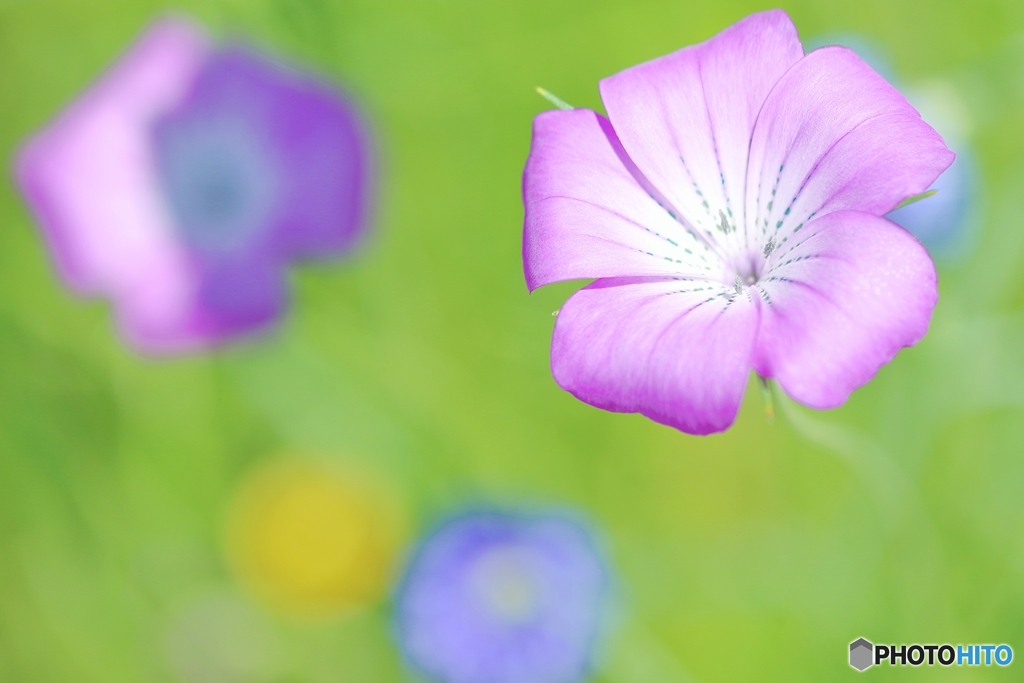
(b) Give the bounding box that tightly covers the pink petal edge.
[551,276,760,435]
[753,211,938,408]
[598,9,804,257]
[523,108,722,291]
[743,45,955,259]
[15,17,221,352]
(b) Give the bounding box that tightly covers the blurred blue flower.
[394,510,611,683]
[886,148,978,259]
[808,33,981,262]
[885,81,980,261]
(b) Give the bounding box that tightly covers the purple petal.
[753,211,938,408]
[266,61,372,258]
[744,46,954,258]
[119,258,286,353]
[551,277,759,435]
[598,10,803,253]
[15,17,210,311]
[156,47,372,260]
[522,109,721,290]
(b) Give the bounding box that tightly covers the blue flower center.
[155,118,279,252]
[469,546,542,623]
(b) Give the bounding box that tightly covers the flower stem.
[757,375,775,424]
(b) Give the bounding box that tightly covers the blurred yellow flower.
[224,457,400,618]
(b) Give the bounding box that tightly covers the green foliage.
[1,0,1024,681]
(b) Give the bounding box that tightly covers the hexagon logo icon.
[850,638,874,671]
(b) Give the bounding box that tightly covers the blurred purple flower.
[16,17,371,353]
[522,10,954,435]
[394,511,610,683]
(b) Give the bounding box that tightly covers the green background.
[2,0,1024,680]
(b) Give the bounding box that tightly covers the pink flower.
[522,10,953,435]
[16,18,371,353]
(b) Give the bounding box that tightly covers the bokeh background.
[2,0,1024,681]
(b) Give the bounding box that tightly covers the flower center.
[469,545,542,623]
[155,117,280,252]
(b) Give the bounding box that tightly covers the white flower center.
[469,545,541,622]
[703,204,780,292]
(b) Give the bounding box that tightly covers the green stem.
[757,375,775,424]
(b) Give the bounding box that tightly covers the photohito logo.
[849,638,1013,671]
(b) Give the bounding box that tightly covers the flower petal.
[598,10,803,253]
[744,46,954,258]
[551,277,759,434]
[266,61,373,258]
[156,47,373,259]
[523,109,721,291]
[15,18,210,298]
[753,211,938,408]
[119,257,286,353]
[886,147,978,260]
[15,18,215,352]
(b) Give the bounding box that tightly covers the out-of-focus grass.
[1,1,1024,681]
